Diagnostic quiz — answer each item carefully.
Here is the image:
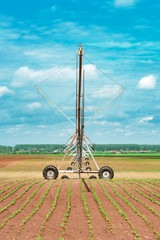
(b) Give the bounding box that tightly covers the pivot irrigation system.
[35,44,125,180]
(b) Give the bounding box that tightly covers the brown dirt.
[17,180,62,240]
[0,180,51,239]
[0,179,159,239]
[128,181,160,203]
[64,180,90,240]
[0,180,34,209]
[116,180,160,215]
[102,181,158,239]
[41,180,69,240]
[110,181,160,235]
[90,180,137,240]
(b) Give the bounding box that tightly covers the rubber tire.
[43,165,58,180]
[86,167,92,171]
[89,175,97,179]
[61,175,69,179]
[85,161,90,165]
[98,166,114,179]
[67,167,72,171]
[85,157,89,161]
[71,162,75,166]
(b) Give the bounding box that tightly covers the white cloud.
[6,127,19,134]
[139,116,153,123]
[93,120,121,127]
[27,102,42,110]
[152,129,159,134]
[137,75,156,89]
[115,0,136,7]
[12,65,75,87]
[116,128,125,132]
[125,132,134,136]
[37,125,47,128]
[24,50,52,59]
[0,86,13,97]
[23,35,40,40]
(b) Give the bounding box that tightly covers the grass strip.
[105,180,160,239]
[0,181,47,230]
[60,179,73,240]
[14,180,56,240]
[37,179,65,240]
[80,179,94,240]
[114,180,160,217]
[87,179,114,235]
[0,180,41,213]
[97,180,140,239]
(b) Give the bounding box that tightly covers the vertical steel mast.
[77,44,84,177]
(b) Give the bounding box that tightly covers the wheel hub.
[102,171,110,179]
[47,170,54,178]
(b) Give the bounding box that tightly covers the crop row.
[0,179,30,194]
[0,181,47,230]
[113,180,160,217]
[0,180,41,214]
[133,180,160,192]
[0,178,159,239]
[128,180,160,198]
[61,179,73,240]
[96,180,140,238]
[119,180,160,205]
[0,180,19,188]
[37,179,65,240]
[0,181,31,203]
[15,180,57,240]
[105,180,160,239]
[87,179,114,235]
[143,180,160,187]
[80,179,93,240]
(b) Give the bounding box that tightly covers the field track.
[0,178,160,240]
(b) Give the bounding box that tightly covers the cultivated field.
[0,154,160,239]
[0,154,160,179]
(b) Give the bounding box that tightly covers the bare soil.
[0,179,159,240]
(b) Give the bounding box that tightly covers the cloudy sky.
[0,0,160,146]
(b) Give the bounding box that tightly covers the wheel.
[71,162,75,166]
[86,167,91,171]
[43,165,58,180]
[85,157,89,161]
[89,175,97,179]
[85,161,90,165]
[98,166,114,179]
[61,175,69,179]
[67,167,72,171]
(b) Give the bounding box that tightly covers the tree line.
[0,145,13,153]
[1,144,160,153]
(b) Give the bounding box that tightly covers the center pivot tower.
[40,44,124,180]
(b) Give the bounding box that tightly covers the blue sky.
[0,0,160,146]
